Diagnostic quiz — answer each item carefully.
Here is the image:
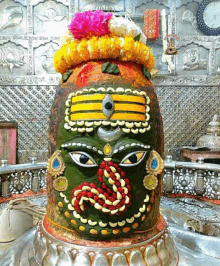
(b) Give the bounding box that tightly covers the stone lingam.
[0,10,179,266]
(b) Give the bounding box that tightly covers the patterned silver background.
[0,0,220,163]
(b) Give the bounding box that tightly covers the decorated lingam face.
[46,60,164,239]
[46,10,164,240]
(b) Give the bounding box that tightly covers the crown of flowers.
[54,10,155,74]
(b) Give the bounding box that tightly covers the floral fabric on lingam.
[46,10,164,240]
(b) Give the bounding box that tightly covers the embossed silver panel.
[33,0,69,36]
[0,0,27,35]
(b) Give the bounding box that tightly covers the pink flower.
[68,10,113,39]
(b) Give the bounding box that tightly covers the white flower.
[108,16,147,44]
[60,30,75,47]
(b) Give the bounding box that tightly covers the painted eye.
[69,152,97,167]
[120,151,146,167]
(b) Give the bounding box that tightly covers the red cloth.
[144,9,159,40]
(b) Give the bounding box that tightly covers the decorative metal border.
[196,0,220,36]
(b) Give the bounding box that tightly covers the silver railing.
[164,156,220,200]
[0,158,47,197]
[0,157,220,199]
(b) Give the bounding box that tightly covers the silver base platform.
[0,195,220,265]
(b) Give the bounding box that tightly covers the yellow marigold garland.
[99,35,112,59]
[78,39,90,62]
[89,36,100,59]
[54,35,155,74]
[111,36,121,59]
[121,36,135,61]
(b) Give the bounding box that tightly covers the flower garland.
[54,35,155,74]
[53,10,155,74]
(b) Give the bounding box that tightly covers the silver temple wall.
[0,0,220,163]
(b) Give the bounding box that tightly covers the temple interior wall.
[0,0,219,163]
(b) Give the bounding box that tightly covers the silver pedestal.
[32,221,178,266]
